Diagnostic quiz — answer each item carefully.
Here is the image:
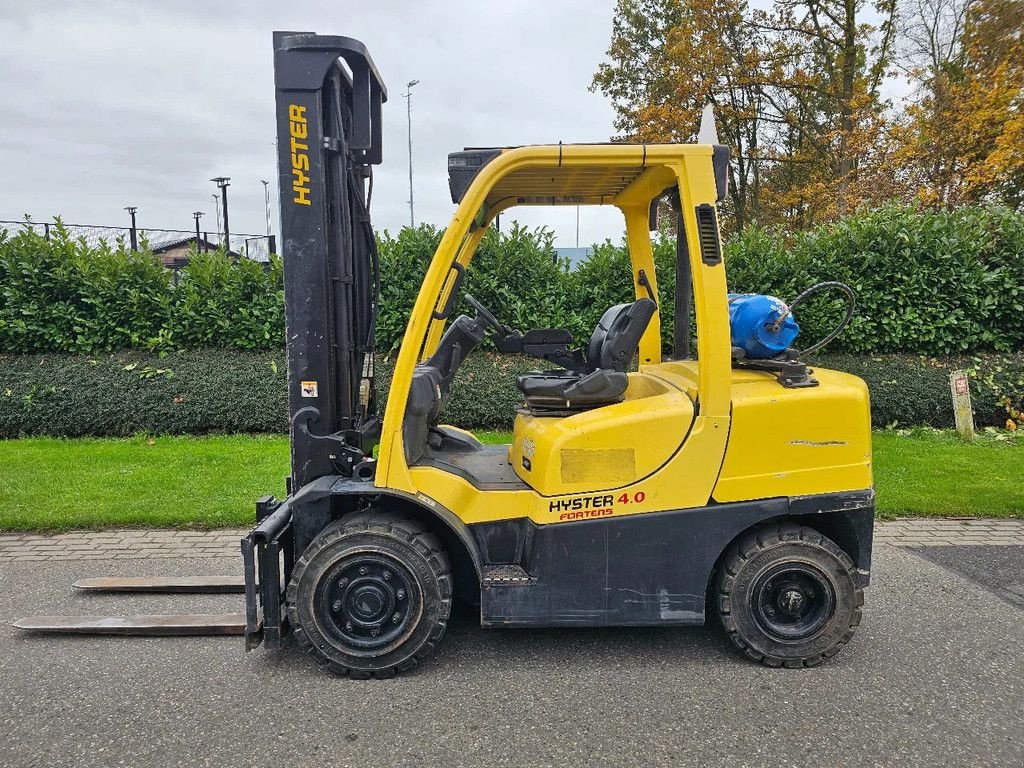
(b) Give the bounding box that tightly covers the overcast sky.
[0,0,634,247]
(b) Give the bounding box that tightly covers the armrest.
[521,328,573,345]
[495,327,583,370]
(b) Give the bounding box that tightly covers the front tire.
[286,511,452,678]
[715,523,863,668]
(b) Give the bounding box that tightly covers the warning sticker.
[300,380,319,398]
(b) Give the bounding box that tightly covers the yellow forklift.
[15,32,873,678]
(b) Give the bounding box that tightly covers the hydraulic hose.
[769,281,856,357]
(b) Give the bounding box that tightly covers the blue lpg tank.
[727,293,800,359]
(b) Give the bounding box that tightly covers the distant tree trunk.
[836,0,858,215]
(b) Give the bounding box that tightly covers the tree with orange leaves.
[890,0,1024,208]
[592,0,899,231]
[591,0,768,231]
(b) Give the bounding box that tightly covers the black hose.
[770,281,856,357]
[348,164,380,357]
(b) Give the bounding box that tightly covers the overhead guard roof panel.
[447,143,729,206]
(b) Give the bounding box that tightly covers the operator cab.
[398,142,727,495]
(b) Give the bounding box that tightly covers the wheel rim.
[313,553,421,653]
[750,562,835,642]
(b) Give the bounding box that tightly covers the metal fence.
[0,219,275,263]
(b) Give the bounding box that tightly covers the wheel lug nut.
[382,570,391,581]
[370,627,381,637]
[358,566,368,575]
[396,588,405,600]
[345,621,353,632]
[391,612,400,624]
[332,599,343,612]
[337,578,348,589]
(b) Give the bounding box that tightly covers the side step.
[481,565,534,585]
[12,614,246,636]
[73,576,245,594]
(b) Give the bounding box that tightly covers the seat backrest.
[586,298,657,372]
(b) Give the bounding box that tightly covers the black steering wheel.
[464,294,504,334]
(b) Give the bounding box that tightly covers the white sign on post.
[949,370,974,440]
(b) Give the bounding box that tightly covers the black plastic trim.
[695,204,721,266]
[448,149,503,203]
[472,490,874,627]
[712,144,730,202]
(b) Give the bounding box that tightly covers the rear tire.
[286,511,452,678]
[715,523,863,668]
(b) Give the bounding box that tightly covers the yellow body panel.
[713,367,873,502]
[508,372,694,496]
[408,361,872,526]
[408,466,531,526]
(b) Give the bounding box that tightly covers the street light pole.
[403,79,420,228]
[211,177,231,252]
[193,211,204,251]
[212,194,222,249]
[260,179,271,236]
[124,206,138,250]
[261,178,277,255]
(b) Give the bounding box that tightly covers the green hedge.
[0,221,284,354]
[0,350,288,437]
[724,205,1024,355]
[2,350,1020,438]
[4,205,1023,358]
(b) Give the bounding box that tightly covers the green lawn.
[0,435,290,531]
[0,430,1019,531]
[872,429,1022,518]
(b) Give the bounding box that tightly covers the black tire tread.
[716,522,863,669]
[286,510,452,679]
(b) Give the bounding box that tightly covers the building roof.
[148,234,237,257]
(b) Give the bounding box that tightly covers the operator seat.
[516,298,656,411]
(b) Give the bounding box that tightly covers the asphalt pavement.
[0,543,1021,768]
[909,545,1024,610]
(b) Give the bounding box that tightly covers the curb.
[1,519,1022,562]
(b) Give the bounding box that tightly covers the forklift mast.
[273,32,386,488]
